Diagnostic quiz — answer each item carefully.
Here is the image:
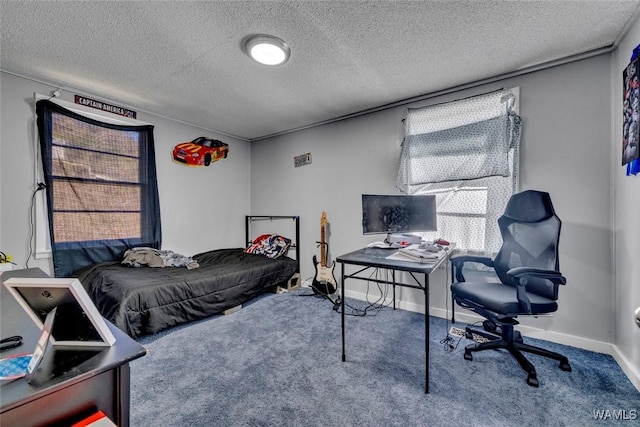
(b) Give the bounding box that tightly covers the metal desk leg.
[341,262,346,362]
[424,272,430,393]
[392,269,396,310]
[451,262,456,323]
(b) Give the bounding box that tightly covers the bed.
[74,215,300,338]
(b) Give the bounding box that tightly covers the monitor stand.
[386,232,422,246]
[366,236,402,249]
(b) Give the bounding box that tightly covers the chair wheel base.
[459,324,571,387]
[527,373,539,387]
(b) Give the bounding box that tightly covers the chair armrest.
[507,267,566,313]
[507,267,567,285]
[450,254,494,283]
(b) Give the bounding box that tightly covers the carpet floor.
[130,290,639,426]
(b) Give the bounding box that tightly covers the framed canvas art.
[3,277,115,347]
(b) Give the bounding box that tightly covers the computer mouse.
[435,238,450,246]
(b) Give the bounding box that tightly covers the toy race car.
[172,137,229,166]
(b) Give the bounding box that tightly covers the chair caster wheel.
[463,350,473,361]
[559,361,572,372]
[526,374,539,387]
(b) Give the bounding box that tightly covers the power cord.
[0,335,23,351]
[440,334,462,351]
[298,268,394,317]
[337,268,394,317]
[440,249,461,351]
[0,252,17,265]
[26,183,47,269]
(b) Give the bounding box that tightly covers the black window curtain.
[36,100,161,277]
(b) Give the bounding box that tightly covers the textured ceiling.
[2,1,639,141]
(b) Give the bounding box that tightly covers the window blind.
[36,100,161,277]
[396,89,521,193]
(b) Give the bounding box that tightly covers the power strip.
[448,326,466,337]
[448,326,491,343]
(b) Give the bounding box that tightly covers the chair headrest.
[503,190,556,223]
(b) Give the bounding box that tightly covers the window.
[396,89,520,254]
[36,99,160,277]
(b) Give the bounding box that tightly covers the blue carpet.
[130,290,639,426]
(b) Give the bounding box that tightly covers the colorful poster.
[622,58,640,166]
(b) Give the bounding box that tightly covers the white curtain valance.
[396,89,521,193]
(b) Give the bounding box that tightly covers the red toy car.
[172,137,229,166]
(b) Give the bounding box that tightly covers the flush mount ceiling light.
[243,34,290,66]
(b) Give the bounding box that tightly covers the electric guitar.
[312,212,337,295]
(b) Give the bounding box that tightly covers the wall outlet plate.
[294,153,312,167]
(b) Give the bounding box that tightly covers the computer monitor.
[362,194,437,235]
[3,277,115,347]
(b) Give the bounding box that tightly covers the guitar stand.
[326,294,342,311]
[310,281,341,308]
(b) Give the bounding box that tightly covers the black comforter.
[75,248,297,338]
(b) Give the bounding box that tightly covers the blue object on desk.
[0,354,32,381]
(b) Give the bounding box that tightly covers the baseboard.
[342,288,640,391]
[610,345,640,391]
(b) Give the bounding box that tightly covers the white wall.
[613,21,640,386]
[0,72,252,275]
[251,54,615,351]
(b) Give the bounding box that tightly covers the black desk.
[336,247,450,394]
[0,268,146,427]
